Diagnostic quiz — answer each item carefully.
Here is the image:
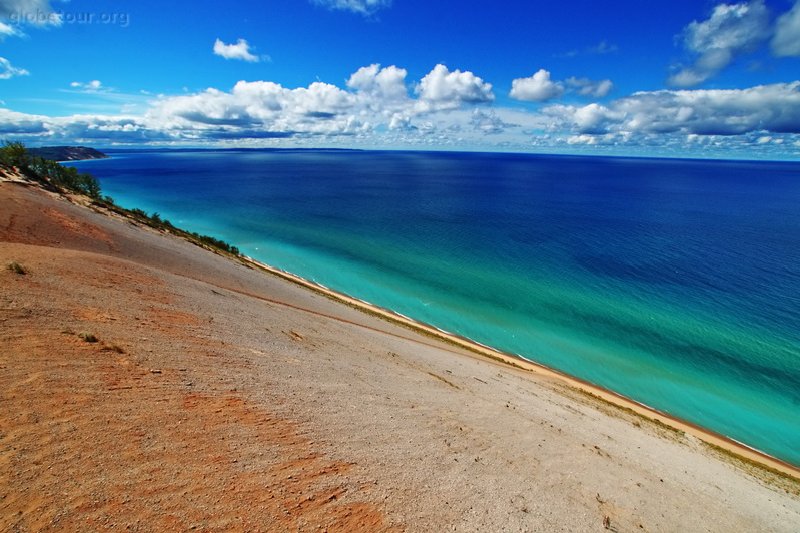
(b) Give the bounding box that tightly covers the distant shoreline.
[86,146,800,165]
[28,146,108,163]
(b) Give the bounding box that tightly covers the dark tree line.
[1,141,239,256]
[1,141,101,198]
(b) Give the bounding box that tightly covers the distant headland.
[27,146,108,162]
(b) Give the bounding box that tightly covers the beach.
[71,149,800,467]
[2,179,799,531]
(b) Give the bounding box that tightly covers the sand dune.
[1,180,799,532]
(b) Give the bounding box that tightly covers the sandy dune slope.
[1,181,798,532]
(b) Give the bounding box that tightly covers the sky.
[1,0,799,159]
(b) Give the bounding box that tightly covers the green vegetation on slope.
[0,141,239,257]
[1,141,101,198]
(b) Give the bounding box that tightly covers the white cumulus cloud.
[772,0,800,56]
[566,134,600,145]
[347,63,409,102]
[469,109,518,135]
[511,71,613,101]
[0,0,60,28]
[0,20,19,37]
[669,0,770,87]
[510,69,564,102]
[213,38,261,62]
[0,107,48,134]
[1,62,799,158]
[0,56,29,79]
[415,64,494,111]
[144,64,495,138]
[545,82,800,136]
[146,80,357,137]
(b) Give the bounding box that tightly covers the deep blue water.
[71,149,800,466]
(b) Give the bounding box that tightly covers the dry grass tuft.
[7,261,27,275]
[78,332,98,343]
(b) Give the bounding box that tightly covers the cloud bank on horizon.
[0,0,799,158]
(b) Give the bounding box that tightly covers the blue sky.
[1,0,799,158]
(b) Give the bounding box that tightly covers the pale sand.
[243,254,800,479]
[1,180,799,532]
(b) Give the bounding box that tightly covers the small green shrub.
[78,332,98,343]
[129,208,148,219]
[0,141,28,168]
[7,261,26,275]
[189,231,240,255]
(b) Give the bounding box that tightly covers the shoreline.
[4,171,797,480]
[239,253,800,480]
[6,179,799,531]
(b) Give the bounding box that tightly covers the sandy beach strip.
[240,255,800,480]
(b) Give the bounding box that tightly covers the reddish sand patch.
[0,330,388,531]
[0,192,393,531]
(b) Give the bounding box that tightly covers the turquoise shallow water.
[71,149,800,466]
